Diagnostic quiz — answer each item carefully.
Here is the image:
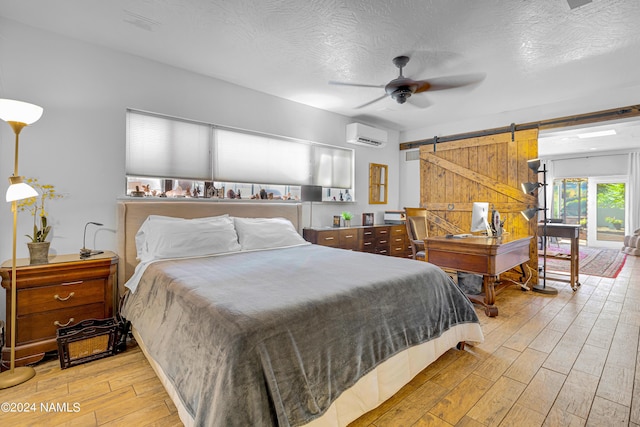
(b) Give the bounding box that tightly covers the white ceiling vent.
[346,123,387,148]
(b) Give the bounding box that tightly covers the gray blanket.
[121,244,480,426]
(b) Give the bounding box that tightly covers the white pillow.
[136,215,184,259]
[233,217,308,251]
[135,214,230,259]
[136,215,240,262]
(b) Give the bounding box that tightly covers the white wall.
[0,18,400,322]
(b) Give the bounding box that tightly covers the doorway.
[551,176,628,248]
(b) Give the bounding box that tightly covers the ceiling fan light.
[392,88,412,104]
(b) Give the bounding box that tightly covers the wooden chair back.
[404,207,428,260]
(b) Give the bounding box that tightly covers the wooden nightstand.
[0,251,118,369]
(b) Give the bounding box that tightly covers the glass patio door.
[587,176,628,248]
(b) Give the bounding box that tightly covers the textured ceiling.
[1,0,639,154]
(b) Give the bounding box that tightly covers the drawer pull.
[54,318,75,327]
[324,237,335,241]
[54,292,75,301]
[61,280,83,286]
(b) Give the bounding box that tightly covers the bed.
[116,200,483,427]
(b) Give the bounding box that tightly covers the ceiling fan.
[330,55,485,109]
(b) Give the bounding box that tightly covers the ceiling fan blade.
[406,95,432,109]
[414,73,486,93]
[354,94,388,109]
[329,81,385,89]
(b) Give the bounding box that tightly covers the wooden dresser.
[303,224,411,258]
[1,252,118,369]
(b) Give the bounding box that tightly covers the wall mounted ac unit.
[346,123,387,148]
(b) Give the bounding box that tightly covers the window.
[126,110,354,197]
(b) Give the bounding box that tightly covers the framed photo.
[333,215,342,227]
[362,212,374,226]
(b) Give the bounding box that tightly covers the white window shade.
[126,109,353,189]
[312,145,353,189]
[214,129,312,185]
[127,111,212,180]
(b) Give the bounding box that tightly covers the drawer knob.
[54,318,75,327]
[54,292,75,302]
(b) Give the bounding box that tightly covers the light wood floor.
[1,255,638,426]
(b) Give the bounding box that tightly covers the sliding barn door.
[420,129,539,283]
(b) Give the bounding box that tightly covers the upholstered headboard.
[116,200,302,295]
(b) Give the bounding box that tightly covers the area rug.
[541,245,627,278]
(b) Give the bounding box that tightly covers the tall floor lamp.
[0,98,43,389]
[521,159,558,295]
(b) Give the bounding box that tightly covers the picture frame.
[362,212,374,226]
[333,215,341,227]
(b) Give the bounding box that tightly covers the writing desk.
[424,234,532,317]
[538,223,580,291]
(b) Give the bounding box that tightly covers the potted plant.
[17,178,64,264]
[605,216,623,230]
[341,211,353,227]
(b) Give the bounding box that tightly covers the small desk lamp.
[80,222,104,258]
[0,98,43,389]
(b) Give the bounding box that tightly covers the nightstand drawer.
[17,302,106,343]
[17,279,105,315]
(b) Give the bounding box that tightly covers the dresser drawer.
[375,246,389,256]
[374,226,390,238]
[361,227,375,241]
[390,244,408,257]
[317,230,341,247]
[339,229,359,250]
[17,278,106,316]
[17,302,106,344]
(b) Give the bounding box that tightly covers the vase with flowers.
[16,178,64,264]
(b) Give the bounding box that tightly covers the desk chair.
[404,207,428,261]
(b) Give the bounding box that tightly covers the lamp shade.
[6,179,37,202]
[521,207,540,221]
[521,182,541,194]
[301,185,322,202]
[0,99,43,125]
[527,158,541,172]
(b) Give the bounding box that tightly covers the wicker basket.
[56,318,119,369]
